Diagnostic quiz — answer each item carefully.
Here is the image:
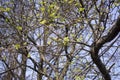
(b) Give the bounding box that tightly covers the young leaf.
[79,8,85,12]
[68,0,74,4]
[16,26,22,31]
[50,12,56,17]
[6,8,11,12]
[76,35,83,42]
[3,56,6,61]
[54,5,59,10]
[27,53,31,58]
[100,26,104,31]
[75,76,81,80]
[23,42,27,45]
[63,37,69,45]
[40,7,45,12]
[14,44,20,50]
[40,19,47,24]
[47,41,51,45]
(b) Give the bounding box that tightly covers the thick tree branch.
[91,16,120,80]
[97,16,120,48]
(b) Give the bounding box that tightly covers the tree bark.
[90,16,120,80]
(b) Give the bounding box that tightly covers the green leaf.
[16,26,22,31]
[5,8,11,12]
[79,8,85,12]
[75,76,84,80]
[0,7,6,12]
[114,3,119,6]
[49,4,54,8]
[60,17,65,22]
[100,26,104,31]
[75,55,79,59]
[64,37,69,42]
[14,44,20,50]
[50,12,56,17]
[5,18,9,22]
[51,37,58,42]
[0,7,11,12]
[76,35,83,42]
[40,19,47,24]
[40,7,45,12]
[75,3,79,6]
[54,5,59,10]
[27,53,31,58]
[64,0,68,2]
[36,14,40,17]
[3,56,6,61]
[63,37,69,45]
[71,34,75,37]
[39,1,46,5]
[47,41,51,45]
[68,0,74,4]
[23,42,27,45]
[75,76,81,80]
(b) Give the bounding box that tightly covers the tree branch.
[97,16,120,47]
[90,16,120,80]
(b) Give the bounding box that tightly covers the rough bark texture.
[90,16,120,80]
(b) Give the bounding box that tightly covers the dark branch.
[91,16,120,80]
[97,16,120,48]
